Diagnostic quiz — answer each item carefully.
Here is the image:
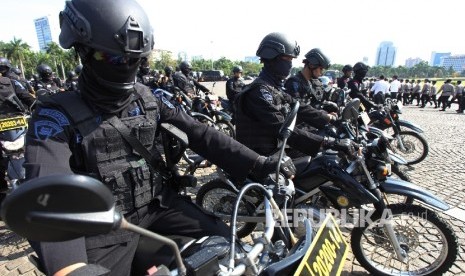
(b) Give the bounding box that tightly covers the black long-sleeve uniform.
[235,72,330,157]
[24,84,260,275]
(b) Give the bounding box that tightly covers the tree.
[4,37,31,78]
[45,42,67,79]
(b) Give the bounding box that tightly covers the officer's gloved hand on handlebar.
[323,137,358,158]
[250,155,296,182]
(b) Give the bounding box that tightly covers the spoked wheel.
[351,204,458,276]
[391,131,428,165]
[214,120,235,139]
[196,180,257,238]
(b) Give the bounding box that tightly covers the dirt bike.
[0,102,348,275]
[367,102,428,165]
[196,99,458,275]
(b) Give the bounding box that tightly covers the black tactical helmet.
[179,61,192,71]
[233,65,243,73]
[164,66,173,74]
[0,57,12,68]
[0,57,11,74]
[67,70,77,79]
[353,62,370,74]
[304,48,331,69]
[12,67,22,75]
[256,32,300,60]
[59,0,154,58]
[37,64,53,79]
[342,64,353,72]
[75,64,83,75]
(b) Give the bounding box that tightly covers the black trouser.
[438,95,450,110]
[66,193,230,276]
[430,95,438,107]
[420,94,430,107]
[458,95,465,112]
[403,93,410,104]
[410,93,421,105]
[390,92,398,100]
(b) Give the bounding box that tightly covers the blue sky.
[2,0,463,67]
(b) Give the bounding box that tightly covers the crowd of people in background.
[335,66,464,114]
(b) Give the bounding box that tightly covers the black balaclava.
[261,57,292,87]
[79,53,141,114]
[354,70,367,82]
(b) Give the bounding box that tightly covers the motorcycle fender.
[398,119,424,133]
[388,150,407,165]
[213,110,232,121]
[190,112,216,124]
[381,177,449,211]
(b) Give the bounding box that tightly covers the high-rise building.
[375,41,396,66]
[34,16,53,52]
[440,55,465,72]
[430,52,451,66]
[405,58,424,68]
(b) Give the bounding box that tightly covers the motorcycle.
[1,102,348,275]
[0,112,28,208]
[191,92,235,139]
[196,99,458,275]
[367,102,428,165]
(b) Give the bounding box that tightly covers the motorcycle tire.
[215,120,235,139]
[391,131,429,165]
[196,179,257,238]
[351,204,458,276]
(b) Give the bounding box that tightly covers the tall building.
[405,58,424,68]
[440,55,465,72]
[34,16,53,52]
[430,52,451,66]
[375,41,396,66]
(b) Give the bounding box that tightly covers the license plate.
[294,214,348,276]
[0,116,27,132]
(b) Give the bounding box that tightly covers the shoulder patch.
[34,120,64,140]
[260,88,273,103]
[160,95,175,109]
[38,108,70,126]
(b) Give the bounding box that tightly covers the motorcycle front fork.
[372,188,408,262]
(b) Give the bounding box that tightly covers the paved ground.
[1,98,465,275]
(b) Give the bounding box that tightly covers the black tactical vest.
[41,84,161,214]
[235,78,288,155]
[0,77,24,115]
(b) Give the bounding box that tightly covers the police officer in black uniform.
[0,57,35,194]
[337,64,353,89]
[23,1,295,275]
[347,62,376,111]
[7,67,36,95]
[158,65,175,93]
[173,61,209,97]
[235,32,355,160]
[136,57,159,90]
[64,70,79,91]
[33,64,64,96]
[226,65,245,104]
[284,48,333,109]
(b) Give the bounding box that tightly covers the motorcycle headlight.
[1,135,25,151]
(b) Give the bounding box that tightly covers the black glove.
[251,155,296,182]
[323,137,357,157]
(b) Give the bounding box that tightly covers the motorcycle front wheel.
[391,131,429,165]
[214,120,235,139]
[196,179,257,238]
[351,204,458,276]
